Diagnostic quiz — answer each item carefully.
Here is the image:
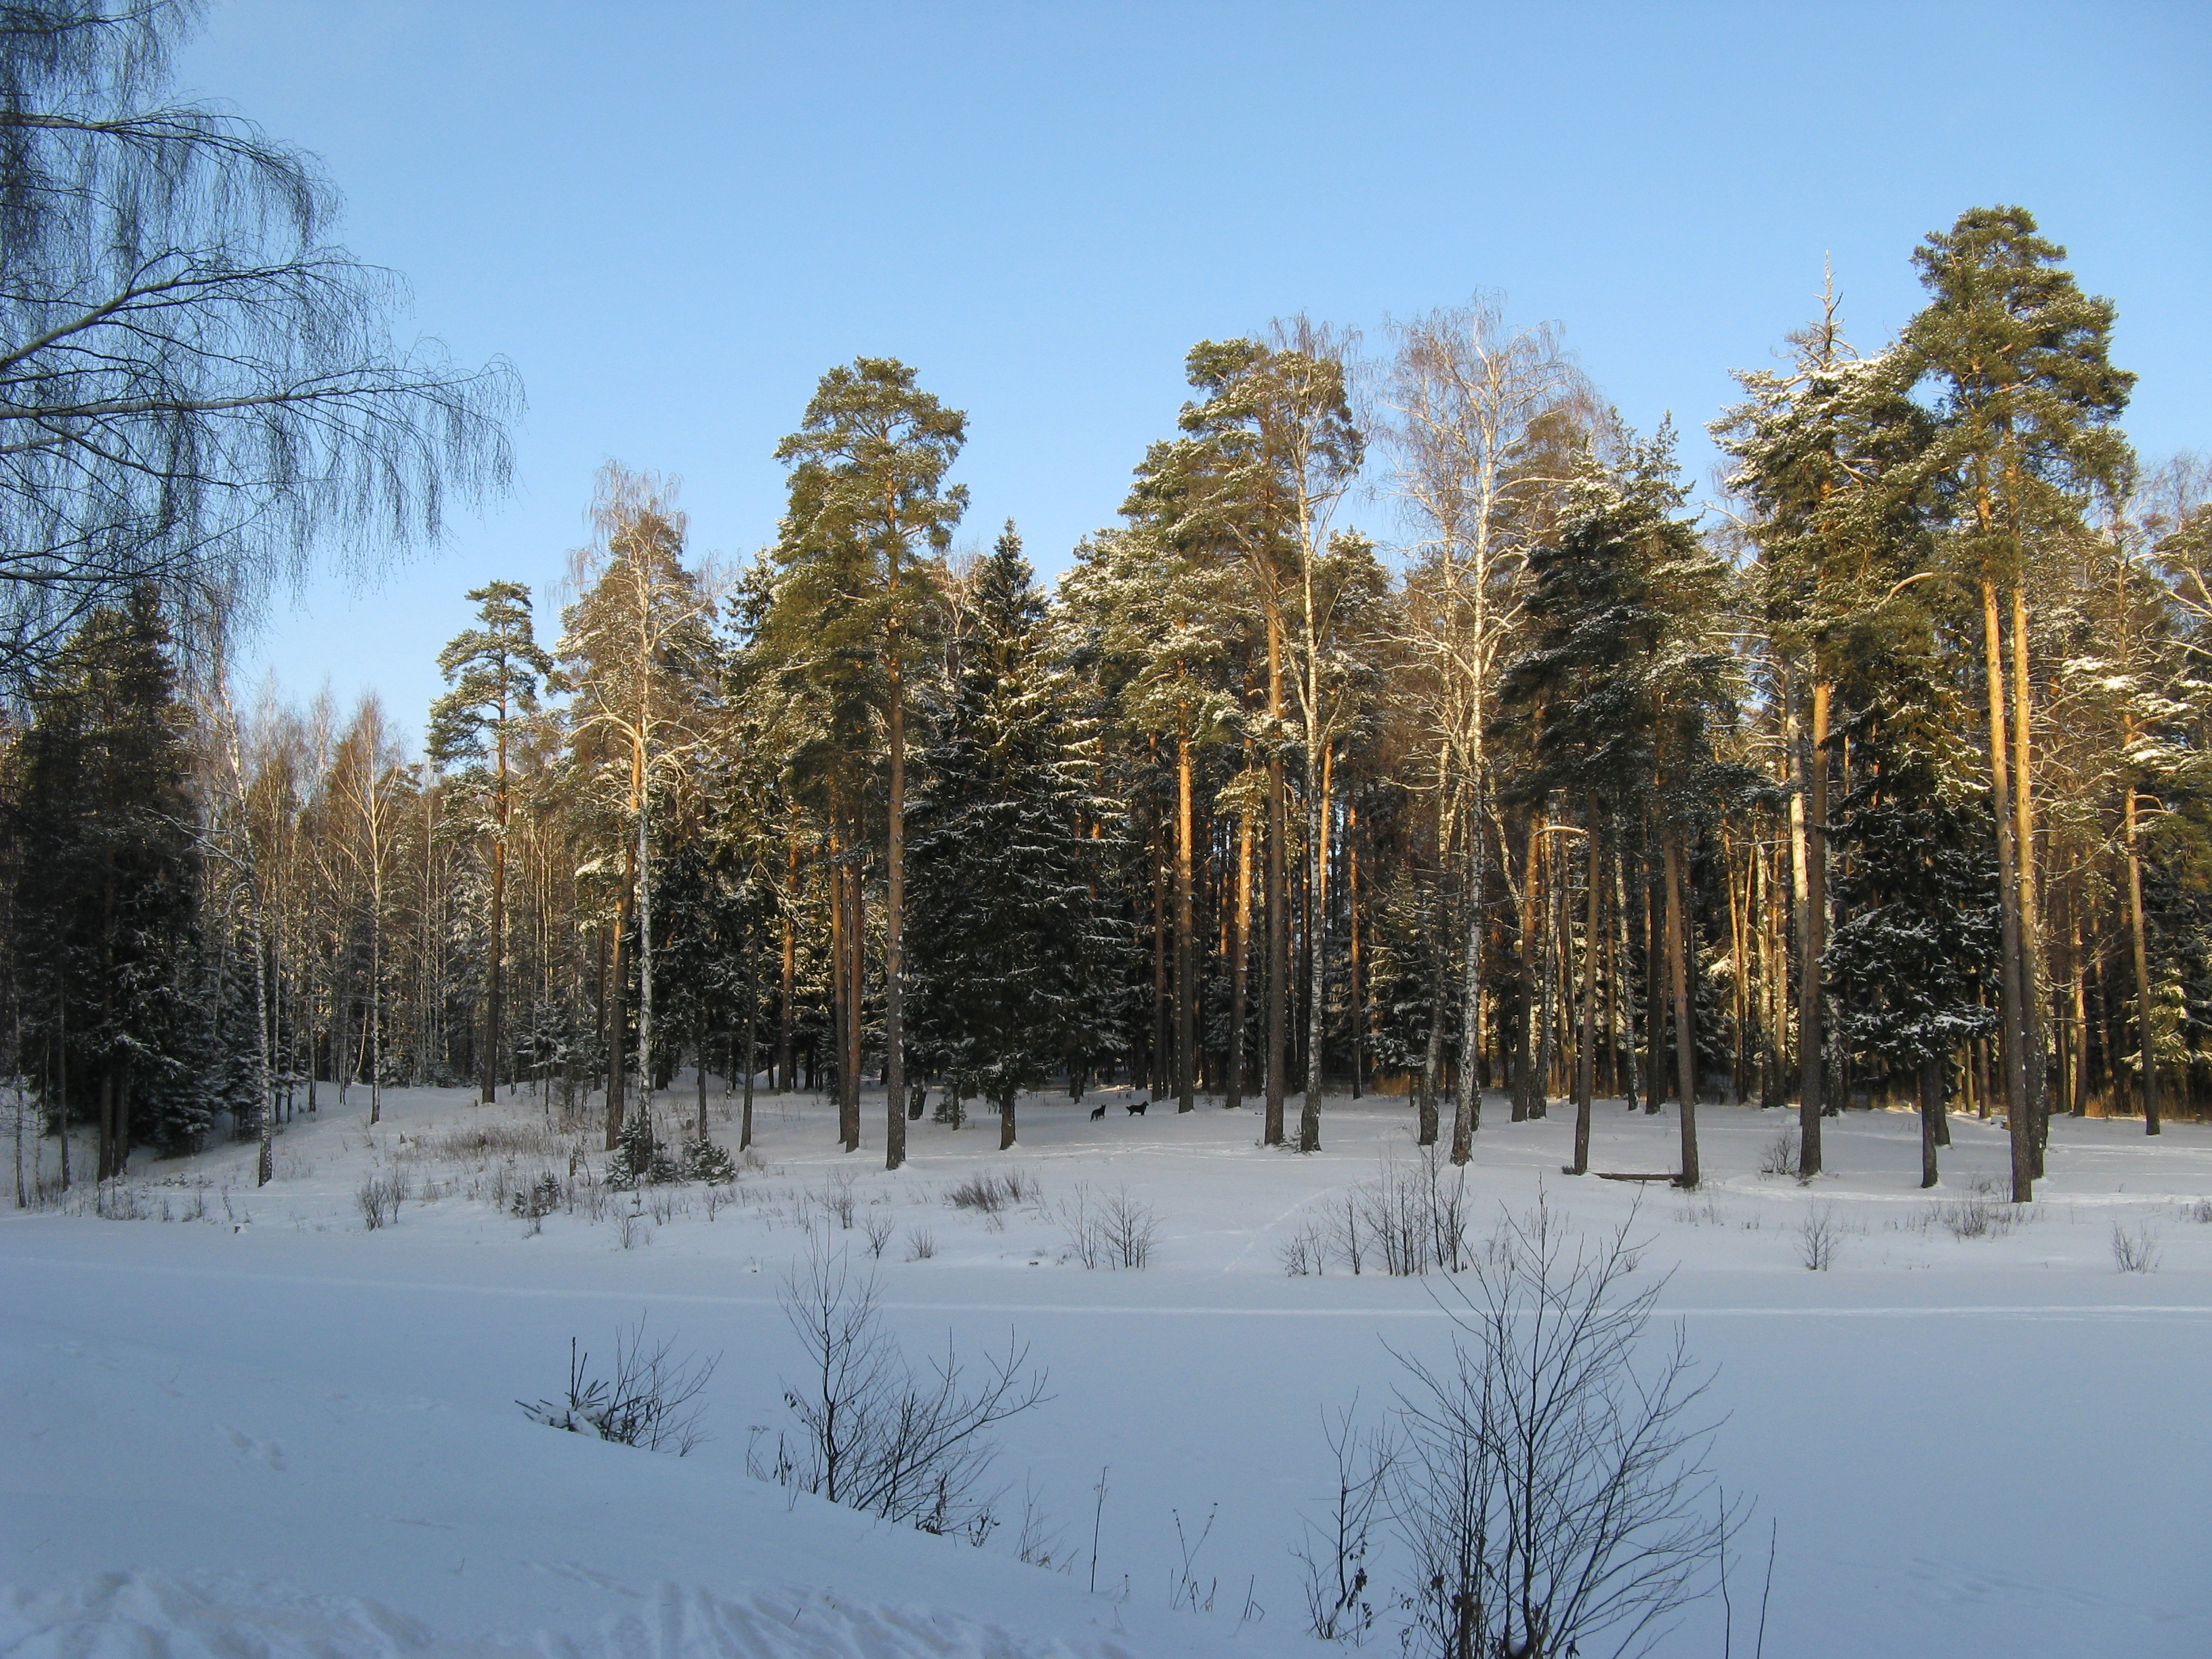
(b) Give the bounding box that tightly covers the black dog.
[1088,1103,1106,1120]
[1126,1100,1147,1116]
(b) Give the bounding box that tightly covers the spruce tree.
[1824,619,2000,1187]
[13,586,203,1173]
[907,524,1117,1149]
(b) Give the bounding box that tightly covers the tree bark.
[1227,775,1252,1112]
[1570,804,1601,1176]
[2125,779,2160,1134]
[1300,741,1330,1151]
[1176,716,1196,1111]
[1665,832,1699,1189]
[1981,575,2036,1202]
[1265,615,1288,1147]
[885,590,907,1170]
[1799,676,1828,1174]
[1919,1057,1942,1188]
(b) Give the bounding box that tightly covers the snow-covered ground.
[5,1083,2210,1658]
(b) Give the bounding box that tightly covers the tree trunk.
[2009,582,2049,1171]
[1300,740,1330,1151]
[1176,717,1197,1111]
[778,827,796,1092]
[1570,802,1601,1175]
[2125,781,2160,1134]
[1452,773,1486,1164]
[741,949,756,1151]
[1265,616,1288,1146]
[885,612,907,1170]
[998,1086,1017,1150]
[1347,796,1364,1099]
[1665,832,1699,1188]
[1919,1056,1942,1188]
[1799,676,1828,1174]
[1981,576,2036,1201]
[1228,780,1252,1111]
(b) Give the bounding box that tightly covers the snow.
[5,1085,2211,1658]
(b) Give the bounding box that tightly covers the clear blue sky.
[179,0,2211,742]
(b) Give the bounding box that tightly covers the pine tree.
[907,525,1118,1149]
[770,359,967,1168]
[1903,205,2135,1195]
[428,581,552,1107]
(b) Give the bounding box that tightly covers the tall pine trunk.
[2125,777,2160,1134]
[1265,616,1288,1147]
[885,592,907,1170]
[1300,741,1330,1151]
[1176,717,1197,1112]
[1981,575,2036,1201]
[1227,781,1252,1111]
[1570,802,1600,1175]
[1798,676,1828,1174]
[1665,831,1699,1188]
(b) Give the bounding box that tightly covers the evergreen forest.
[13,202,2211,1210]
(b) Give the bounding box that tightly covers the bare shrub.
[1057,1183,1157,1269]
[2185,1197,2212,1225]
[947,1169,1038,1216]
[1281,1219,1330,1277]
[1015,1479,1067,1571]
[1168,1504,1219,1613]
[823,1168,858,1229]
[1758,1127,1799,1179]
[1355,1148,1468,1276]
[2110,1219,2162,1273]
[1293,1403,1394,1643]
[752,1237,1049,1540]
[1797,1204,1842,1271]
[617,1210,650,1250]
[1389,1197,1731,1659]
[520,1319,717,1454]
[905,1226,938,1261]
[428,1122,566,1164]
[356,1173,404,1229]
[862,1208,896,1258]
[1100,1186,1158,1269]
[1930,1189,2017,1240]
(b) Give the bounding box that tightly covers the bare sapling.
[1387,1195,1736,1659]
[754,1233,1049,1540]
[520,1318,717,1454]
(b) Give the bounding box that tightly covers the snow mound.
[2,1571,1135,1659]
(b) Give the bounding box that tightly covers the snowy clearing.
[5,1086,2211,1658]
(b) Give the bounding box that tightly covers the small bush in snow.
[1280,1220,1330,1277]
[1797,1204,1842,1271]
[520,1320,717,1454]
[1931,1188,2017,1240]
[861,1208,896,1258]
[947,1169,1037,1216]
[823,1168,859,1229]
[1057,1183,1158,1269]
[1388,1196,1732,1659]
[905,1227,938,1261]
[356,1174,403,1229]
[2110,1220,2161,1273]
[1759,1126,1801,1180]
[753,1235,1048,1540]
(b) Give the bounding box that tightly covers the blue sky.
[178,1,2211,741]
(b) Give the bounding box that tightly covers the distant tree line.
[3,16,2205,1214]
